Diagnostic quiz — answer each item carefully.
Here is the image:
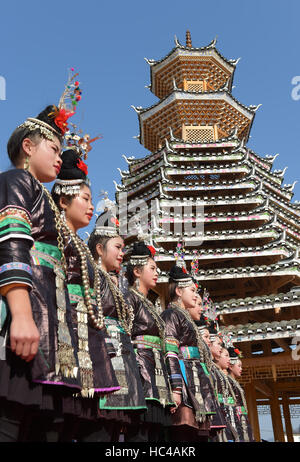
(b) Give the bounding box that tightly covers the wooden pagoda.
[115,31,300,442]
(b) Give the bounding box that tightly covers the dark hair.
[87,231,111,261]
[7,128,41,166]
[35,105,63,134]
[7,105,63,166]
[125,258,155,287]
[168,280,179,303]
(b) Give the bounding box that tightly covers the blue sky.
[1,0,300,211]
[1,0,300,213]
[1,0,300,234]
[1,0,300,440]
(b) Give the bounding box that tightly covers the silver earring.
[24,157,30,171]
[97,256,102,268]
[135,278,140,290]
[60,209,66,222]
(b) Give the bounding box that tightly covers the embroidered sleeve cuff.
[165,336,180,354]
[169,374,183,390]
[0,262,33,289]
[0,206,33,244]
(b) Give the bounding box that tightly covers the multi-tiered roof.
[115,31,300,440]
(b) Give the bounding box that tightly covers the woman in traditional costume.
[210,331,239,442]
[227,346,255,442]
[194,300,227,442]
[0,72,83,442]
[124,240,173,441]
[87,206,147,441]
[160,263,215,442]
[50,137,121,442]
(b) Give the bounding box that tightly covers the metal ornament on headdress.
[94,191,119,238]
[222,332,234,350]
[203,288,219,340]
[174,240,186,269]
[190,249,200,277]
[203,289,217,322]
[21,118,61,142]
[54,118,101,196]
[53,178,84,196]
[128,217,157,266]
[173,240,193,287]
[18,68,81,141]
[65,123,102,160]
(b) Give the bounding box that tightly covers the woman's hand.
[10,314,40,362]
[170,391,182,414]
[6,287,40,362]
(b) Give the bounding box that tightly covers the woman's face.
[136,258,158,291]
[196,295,203,314]
[187,296,203,321]
[64,185,94,232]
[178,283,198,309]
[210,336,223,361]
[201,328,211,347]
[24,136,62,183]
[217,348,231,370]
[97,236,124,272]
[229,360,242,378]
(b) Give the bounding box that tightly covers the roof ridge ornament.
[265,153,279,164]
[113,180,125,192]
[131,105,143,113]
[228,57,241,66]
[207,36,217,49]
[219,77,231,92]
[274,166,288,177]
[160,166,170,183]
[169,126,175,141]
[172,77,178,90]
[283,180,297,192]
[164,139,174,155]
[117,167,129,178]
[159,182,168,198]
[248,103,262,112]
[144,57,156,66]
[174,35,182,47]
[122,154,135,164]
[231,137,246,154]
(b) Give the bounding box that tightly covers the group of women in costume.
[0,75,255,443]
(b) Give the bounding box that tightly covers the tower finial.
[186,30,192,48]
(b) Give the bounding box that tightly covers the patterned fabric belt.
[218,393,224,403]
[132,335,162,351]
[105,316,126,334]
[200,362,209,376]
[236,405,247,415]
[30,241,62,270]
[180,345,200,359]
[218,393,235,405]
[67,284,95,304]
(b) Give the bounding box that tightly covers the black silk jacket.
[227,375,255,442]
[125,289,173,406]
[161,306,216,419]
[63,238,119,393]
[97,271,147,411]
[0,169,81,389]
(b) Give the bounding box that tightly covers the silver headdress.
[128,217,157,266]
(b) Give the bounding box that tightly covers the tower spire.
[186,30,192,48]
